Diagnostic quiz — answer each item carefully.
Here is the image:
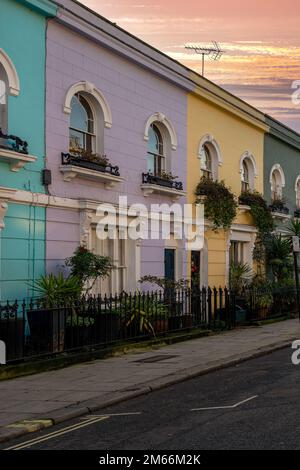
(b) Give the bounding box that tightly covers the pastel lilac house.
[45,0,192,293]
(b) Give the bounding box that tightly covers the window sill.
[0,148,37,171]
[271,211,291,221]
[0,186,17,200]
[238,204,251,214]
[141,183,186,201]
[60,164,124,189]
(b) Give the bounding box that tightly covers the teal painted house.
[0,0,56,301]
[264,115,300,232]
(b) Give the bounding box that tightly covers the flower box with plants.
[0,128,29,155]
[142,171,183,190]
[294,209,300,219]
[195,177,238,230]
[269,198,289,215]
[62,148,120,177]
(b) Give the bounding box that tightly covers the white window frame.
[270,164,285,201]
[295,176,300,209]
[0,49,20,97]
[239,152,257,192]
[198,134,222,181]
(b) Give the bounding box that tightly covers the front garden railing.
[0,286,297,364]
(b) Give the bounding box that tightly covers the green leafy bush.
[66,246,114,291]
[195,177,237,230]
[239,190,274,262]
[31,273,82,308]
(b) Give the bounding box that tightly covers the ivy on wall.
[238,190,275,261]
[195,177,238,230]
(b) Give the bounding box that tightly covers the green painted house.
[264,115,300,232]
[0,0,56,301]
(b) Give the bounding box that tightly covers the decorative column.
[79,209,93,249]
[0,201,8,230]
[225,230,233,286]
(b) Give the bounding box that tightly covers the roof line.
[52,0,266,125]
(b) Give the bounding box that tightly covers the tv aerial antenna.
[185,41,224,77]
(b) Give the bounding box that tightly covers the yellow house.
[187,73,269,287]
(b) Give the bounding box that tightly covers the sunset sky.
[80,0,300,132]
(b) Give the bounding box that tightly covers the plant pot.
[152,318,169,334]
[0,318,24,360]
[94,313,121,343]
[168,315,183,331]
[65,324,94,349]
[181,314,193,328]
[257,307,269,320]
[70,157,107,173]
[155,177,173,188]
[27,308,66,354]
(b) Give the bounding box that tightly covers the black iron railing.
[61,152,120,177]
[1,286,296,364]
[142,172,183,191]
[269,203,289,215]
[294,209,300,219]
[0,128,28,154]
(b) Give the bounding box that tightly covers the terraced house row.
[1,0,300,301]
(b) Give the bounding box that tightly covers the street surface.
[2,347,300,450]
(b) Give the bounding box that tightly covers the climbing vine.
[195,177,237,230]
[238,190,275,261]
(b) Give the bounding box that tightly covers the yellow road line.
[5,416,109,450]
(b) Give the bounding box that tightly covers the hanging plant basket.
[195,177,237,230]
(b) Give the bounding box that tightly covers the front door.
[191,251,201,289]
[164,249,175,282]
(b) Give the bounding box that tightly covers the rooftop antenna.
[185,41,224,77]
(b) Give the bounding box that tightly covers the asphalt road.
[2,347,300,450]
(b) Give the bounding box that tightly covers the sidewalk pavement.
[0,318,300,442]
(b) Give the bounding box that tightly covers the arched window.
[239,153,257,192]
[202,144,212,179]
[241,160,250,192]
[147,123,164,175]
[0,63,8,133]
[199,136,222,181]
[69,93,95,154]
[296,177,300,209]
[271,168,284,201]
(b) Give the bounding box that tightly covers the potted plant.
[154,170,178,188]
[255,293,273,319]
[139,276,190,330]
[65,247,117,344]
[68,147,111,172]
[28,273,82,353]
[0,302,24,360]
[269,198,289,214]
[124,307,156,338]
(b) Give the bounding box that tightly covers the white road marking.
[191,395,258,411]
[5,411,143,450]
[5,416,109,450]
[80,412,142,420]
